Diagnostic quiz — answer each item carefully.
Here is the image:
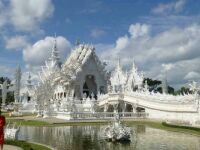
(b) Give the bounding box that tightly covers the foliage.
[0,76,14,105]
[0,77,11,84]
[144,78,175,94]
[5,140,51,150]
[6,92,15,104]
[168,86,175,94]
[144,78,161,92]
[175,87,192,95]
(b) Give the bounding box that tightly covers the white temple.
[11,37,200,125]
[20,73,35,103]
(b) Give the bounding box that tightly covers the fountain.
[102,103,131,142]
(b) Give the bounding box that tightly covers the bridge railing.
[67,112,148,120]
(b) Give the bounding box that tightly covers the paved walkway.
[3,145,22,150]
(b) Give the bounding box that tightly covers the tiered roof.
[110,59,144,92]
[110,59,127,86]
[59,44,108,85]
[39,37,61,83]
[126,60,144,90]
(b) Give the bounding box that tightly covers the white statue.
[14,65,21,103]
[2,80,7,107]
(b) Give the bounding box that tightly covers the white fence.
[56,112,148,120]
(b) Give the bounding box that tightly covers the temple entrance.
[83,75,97,99]
[27,96,31,102]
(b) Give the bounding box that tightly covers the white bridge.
[97,92,200,125]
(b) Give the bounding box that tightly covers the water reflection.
[17,125,200,150]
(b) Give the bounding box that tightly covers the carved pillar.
[104,104,108,112]
[113,103,118,113]
[80,82,83,99]
[104,104,108,118]
[132,104,137,118]
[122,102,127,117]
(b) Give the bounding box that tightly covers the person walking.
[0,115,5,150]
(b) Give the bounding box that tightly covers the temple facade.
[20,73,34,103]
[60,43,108,99]
[14,37,200,125]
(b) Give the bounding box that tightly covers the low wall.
[145,108,200,125]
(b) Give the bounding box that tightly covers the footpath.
[3,144,22,150]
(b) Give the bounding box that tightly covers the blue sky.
[0,0,200,88]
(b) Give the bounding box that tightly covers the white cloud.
[23,36,71,66]
[0,0,54,32]
[152,0,186,15]
[129,23,150,38]
[162,63,174,72]
[184,71,200,80]
[99,23,200,88]
[5,35,29,50]
[0,65,15,77]
[90,29,106,38]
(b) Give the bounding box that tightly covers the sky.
[0,0,200,88]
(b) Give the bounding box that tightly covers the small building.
[20,73,34,103]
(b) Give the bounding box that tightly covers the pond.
[17,125,200,150]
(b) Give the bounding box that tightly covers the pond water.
[17,125,200,150]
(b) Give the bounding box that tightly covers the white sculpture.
[110,59,144,93]
[102,103,131,142]
[2,80,7,107]
[110,59,127,93]
[14,65,21,103]
[5,123,20,140]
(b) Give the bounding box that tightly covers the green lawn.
[6,119,50,126]
[5,118,200,136]
[5,140,51,150]
[6,118,108,126]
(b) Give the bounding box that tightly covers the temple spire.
[116,57,121,71]
[162,72,168,94]
[14,65,22,103]
[131,59,137,73]
[26,72,33,89]
[49,35,61,68]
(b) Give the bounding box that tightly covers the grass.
[5,117,200,136]
[6,118,108,126]
[6,119,50,126]
[5,140,51,150]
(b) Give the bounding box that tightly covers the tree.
[0,76,14,104]
[143,78,175,95]
[168,86,175,94]
[175,87,192,95]
[143,78,162,92]
[0,77,11,84]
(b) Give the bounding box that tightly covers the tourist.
[0,115,5,150]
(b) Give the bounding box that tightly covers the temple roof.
[59,44,107,85]
[39,37,61,83]
[110,59,127,86]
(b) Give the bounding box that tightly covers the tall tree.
[144,78,175,95]
[175,87,192,95]
[143,78,162,92]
